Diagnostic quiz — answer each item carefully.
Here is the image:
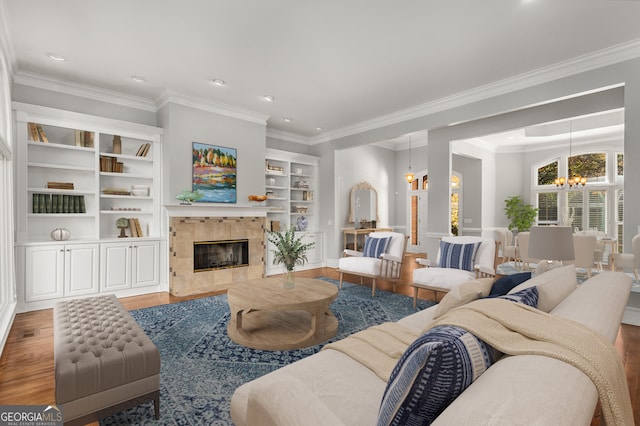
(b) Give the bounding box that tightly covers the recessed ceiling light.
[211,79,225,86]
[316,127,323,131]
[130,75,146,83]
[262,95,275,102]
[283,118,293,122]
[46,53,66,61]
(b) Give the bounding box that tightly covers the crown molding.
[265,128,311,145]
[311,38,640,145]
[13,70,156,112]
[156,91,269,126]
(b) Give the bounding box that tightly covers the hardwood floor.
[1,255,638,425]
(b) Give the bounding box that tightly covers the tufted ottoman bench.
[53,295,160,425]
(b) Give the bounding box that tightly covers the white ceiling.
[3,1,640,143]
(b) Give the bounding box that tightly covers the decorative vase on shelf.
[296,215,308,231]
[50,228,70,241]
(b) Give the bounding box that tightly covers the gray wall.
[335,144,396,229]
[157,102,266,206]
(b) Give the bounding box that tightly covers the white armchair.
[515,231,540,270]
[613,234,640,281]
[337,231,408,296]
[495,228,517,264]
[411,236,498,307]
[570,234,598,278]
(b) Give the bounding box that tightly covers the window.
[410,195,418,245]
[617,153,624,180]
[533,150,621,243]
[537,192,558,224]
[616,188,624,252]
[451,174,460,235]
[569,153,606,183]
[537,161,558,186]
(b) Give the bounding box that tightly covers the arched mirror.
[348,181,379,225]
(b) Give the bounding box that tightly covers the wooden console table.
[343,227,393,251]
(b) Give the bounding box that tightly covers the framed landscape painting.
[192,142,237,203]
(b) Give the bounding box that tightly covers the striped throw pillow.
[438,241,481,272]
[363,236,391,258]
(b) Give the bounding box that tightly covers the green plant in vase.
[267,226,315,288]
[504,195,539,232]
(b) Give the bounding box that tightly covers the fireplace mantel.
[163,203,270,218]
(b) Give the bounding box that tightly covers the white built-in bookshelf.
[13,102,164,311]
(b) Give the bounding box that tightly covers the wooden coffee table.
[227,277,338,350]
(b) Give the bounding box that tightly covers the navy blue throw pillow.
[486,272,531,298]
[377,286,539,426]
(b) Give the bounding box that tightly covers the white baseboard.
[0,301,17,358]
[622,305,640,326]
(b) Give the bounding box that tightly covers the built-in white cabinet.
[264,149,324,276]
[265,148,319,232]
[100,240,160,291]
[25,243,99,302]
[13,102,165,312]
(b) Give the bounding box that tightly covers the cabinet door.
[25,245,65,302]
[65,244,99,297]
[132,241,159,287]
[303,232,323,265]
[100,242,132,291]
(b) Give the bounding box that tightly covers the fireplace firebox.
[194,239,249,272]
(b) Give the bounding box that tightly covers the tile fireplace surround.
[165,204,268,296]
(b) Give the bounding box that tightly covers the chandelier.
[405,134,415,183]
[555,121,586,189]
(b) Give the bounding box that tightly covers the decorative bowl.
[248,195,268,202]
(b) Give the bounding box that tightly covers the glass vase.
[283,268,295,288]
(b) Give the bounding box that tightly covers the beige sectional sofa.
[231,266,632,425]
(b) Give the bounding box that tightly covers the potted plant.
[267,226,315,287]
[504,195,539,232]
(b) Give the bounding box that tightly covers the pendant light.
[405,134,415,183]
[555,120,587,189]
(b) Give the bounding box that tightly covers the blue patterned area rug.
[101,277,435,425]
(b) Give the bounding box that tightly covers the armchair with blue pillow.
[337,231,408,296]
[411,236,499,307]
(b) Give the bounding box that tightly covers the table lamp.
[528,226,575,275]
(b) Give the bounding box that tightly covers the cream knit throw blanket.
[427,298,633,426]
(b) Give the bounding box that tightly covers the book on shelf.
[28,123,39,142]
[74,130,94,147]
[73,195,80,213]
[51,194,58,213]
[32,194,39,213]
[57,194,64,213]
[134,218,143,237]
[136,143,151,157]
[28,123,48,142]
[44,194,52,213]
[101,188,131,195]
[83,131,94,148]
[100,156,123,173]
[79,195,86,213]
[37,124,48,142]
[38,194,45,213]
[47,181,74,190]
[128,218,138,237]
